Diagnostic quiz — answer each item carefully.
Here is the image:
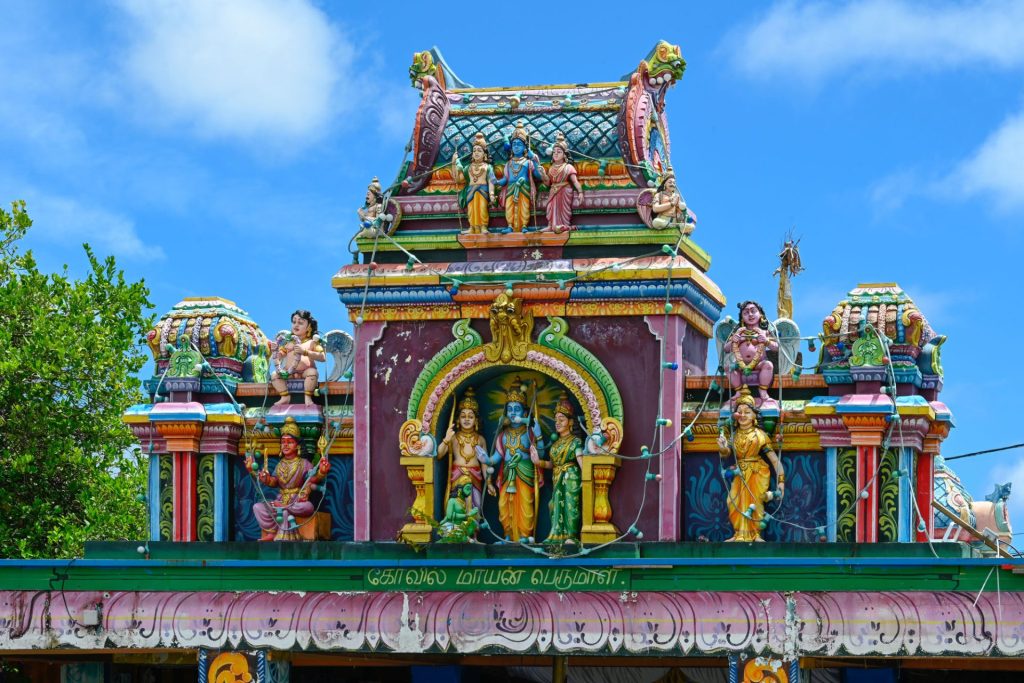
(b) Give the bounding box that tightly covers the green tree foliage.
[0,201,153,558]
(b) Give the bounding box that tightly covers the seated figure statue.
[246,417,330,541]
[651,171,692,233]
[727,301,778,408]
[438,477,479,541]
[270,310,326,407]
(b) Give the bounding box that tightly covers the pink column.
[353,321,387,541]
[645,315,684,541]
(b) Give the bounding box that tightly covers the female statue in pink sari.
[542,132,583,233]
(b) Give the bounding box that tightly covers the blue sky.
[3,1,1023,520]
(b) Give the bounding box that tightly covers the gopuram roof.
[2,40,1022,682]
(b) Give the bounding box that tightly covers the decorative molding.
[6,589,1024,658]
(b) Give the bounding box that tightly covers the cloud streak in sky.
[952,110,1024,211]
[26,191,164,262]
[118,0,354,146]
[728,0,1024,83]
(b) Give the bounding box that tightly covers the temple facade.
[1,42,1021,683]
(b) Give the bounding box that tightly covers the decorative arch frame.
[401,317,624,454]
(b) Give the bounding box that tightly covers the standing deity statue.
[453,133,495,234]
[356,177,385,238]
[717,387,785,542]
[246,417,330,541]
[437,388,496,511]
[542,132,583,233]
[727,301,778,408]
[493,122,546,232]
[491,378,545,542]
[774,237,803,320]
[651,171,692,233]
[270,310,326,407]
[535,393,584,546]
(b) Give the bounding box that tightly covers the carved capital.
[841,414,888,447]
[810,415,850,447]
[923,420,951,455]
[155,421,204,453]
[129,424,167,454]
[199,423,244,455]
[885,416,930,449]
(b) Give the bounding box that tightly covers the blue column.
[826,447,838,542]
[149,453,161,542]
[214,452,229,542]
[897,446,913,542]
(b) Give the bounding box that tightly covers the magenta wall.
[366,314,709,541]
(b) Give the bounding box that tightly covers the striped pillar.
[843,414,887,543]
[154,419,204,543]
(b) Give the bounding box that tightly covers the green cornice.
[0,542,1016,594]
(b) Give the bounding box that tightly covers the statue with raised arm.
[270,310,326,407]
[493,122,546,232]
[436,388,496,512]
[717,387,784,542]
[246,417,330,541]
[774,236,803,320]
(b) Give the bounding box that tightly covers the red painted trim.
[172,452,198,542]
[855,446,879,543]
[916,452,934,542]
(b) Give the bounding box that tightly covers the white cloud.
[117,0,353,145]
[867,107,1024,214]
[952,110,1024,211]
[729,0,1024,83]
[26,192,164,262]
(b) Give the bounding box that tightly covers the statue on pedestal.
[453,133,495,234]
[651,171,692,233]
[493,122,546,232]
[542,132,583,233]
[726,301,778,408]
[246,417,330,541]
[270,310,325,407]
[717,387,784,542]
[491,378,545,542]
[537,393,583,546]
[437,388,495,513]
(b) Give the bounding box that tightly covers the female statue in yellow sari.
[717,386,785,542]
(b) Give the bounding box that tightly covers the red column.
[915,452,934,542]
[844,414,887,543]
[172,452,198,542]
[155,420,204,543]
[855,446,879,543]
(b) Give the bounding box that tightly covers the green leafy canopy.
[0,200,153,558]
